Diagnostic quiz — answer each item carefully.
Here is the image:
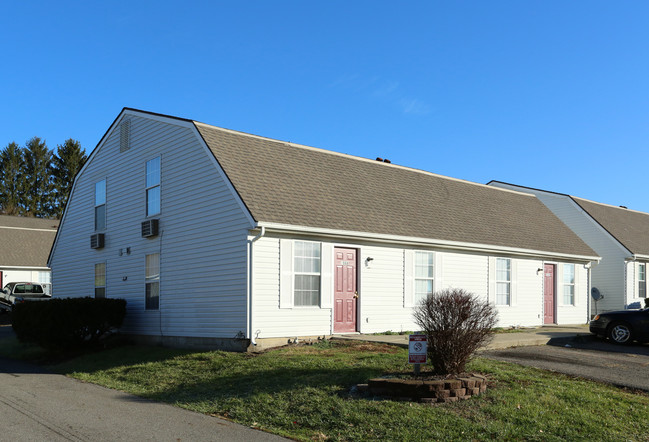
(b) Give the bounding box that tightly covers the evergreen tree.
[23,137,53,217]
[51,138,87,218]
[0,142,25,215]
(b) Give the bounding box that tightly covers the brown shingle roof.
[571,197,649,256]
[195,123,596,258]
[0,216,59,268]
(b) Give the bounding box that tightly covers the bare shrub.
[413,288,498,375]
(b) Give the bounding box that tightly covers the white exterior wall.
[251,235,589,338]
[50,114,253,338]
[489,183,623,313]
[556,263,589,324]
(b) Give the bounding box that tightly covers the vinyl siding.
[489,183,623,313]
[252,237,588,338]
[251,235,332,338]
[557,264,589,324]
[50,114,252,338]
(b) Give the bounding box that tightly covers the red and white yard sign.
[408,334,427,364]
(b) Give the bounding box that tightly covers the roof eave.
[255,222,601,262]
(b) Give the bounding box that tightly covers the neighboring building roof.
[0,215,59,268]
[571,197,649,256]
[195,121,597,258]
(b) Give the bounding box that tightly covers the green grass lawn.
[1,337,647,441]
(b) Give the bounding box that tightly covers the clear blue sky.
[2,1,649,211]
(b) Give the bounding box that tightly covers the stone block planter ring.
[362,374,488,404]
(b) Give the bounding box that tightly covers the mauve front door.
[334,248,357,333]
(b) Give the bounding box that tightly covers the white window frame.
[145,157,161,217]
[94,179,106,231]
[95,262,106,299]
[639,263,646,299]
[495,258,511,306]
[562,263,575,305]
[414,251,434,305]
[145,253,160,310]
[293,241,321,307]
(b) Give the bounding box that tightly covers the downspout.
[247,226,265,346]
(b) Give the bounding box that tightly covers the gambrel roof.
[0,215,59,268]
[571,197,649,256]
[192,117,597,259]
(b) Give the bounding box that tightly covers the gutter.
[247,226,265,346]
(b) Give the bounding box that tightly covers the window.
[36,271,51,295]
[639,263,646,298]
[562,264,575,305]
[95,179,106,231]
[146,157,161,216]
[294,241,320,306]
[95,263,106,299]
[496,258,511,305]
[414,251,434,304]
[145,253,160,310]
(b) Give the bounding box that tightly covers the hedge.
[12,297,127,351]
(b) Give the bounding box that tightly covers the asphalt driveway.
[0,354,285,441]
[481,335,649,392]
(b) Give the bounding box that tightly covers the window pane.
[146,254,160,279]
[95,287,106,299]
[415,252,433,278]
[146,157,160,187]
[563,285,574,305]
[95,180,106,206]
[95,205,106,231]
[496,281,510,305]
[146,282,160,310]
[95,263,106,287]
[496,258,510,282]
[640,264,646,281]
[563,264,575,284]
[414,279,433,303]
[294,275,320,306]
[147,186,160,216]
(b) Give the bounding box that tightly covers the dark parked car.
[589,308,649,344]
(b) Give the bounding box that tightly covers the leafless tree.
[413,288,498,375]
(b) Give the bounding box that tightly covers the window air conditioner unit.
[90,233,105,249]
[141,219,159,238]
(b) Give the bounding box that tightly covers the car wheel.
[607,322,634,344]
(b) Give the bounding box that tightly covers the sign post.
[408,334,427,375]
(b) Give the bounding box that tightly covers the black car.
[589,308,649,344]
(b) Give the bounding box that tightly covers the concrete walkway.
[0,356,286,441]
[334,325,591,350]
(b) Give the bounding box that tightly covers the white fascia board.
[255,222,601,262]
[0,226,57,233]
[627,254,649,261]
[0,266,50,270]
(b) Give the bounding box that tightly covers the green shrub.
[12,297,127,351]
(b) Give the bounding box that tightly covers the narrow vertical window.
[146,157,161,216]
[95,263,106,298]
[414,251,434,304]
[639,263,646,298]
[95,179,106,231]
[145,253,160,310]
[294,241,320,306]
[563,264,575,305]
[496,258,511,305]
